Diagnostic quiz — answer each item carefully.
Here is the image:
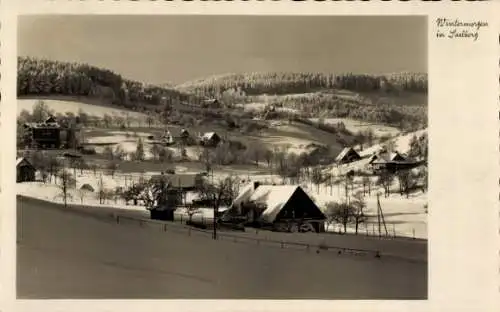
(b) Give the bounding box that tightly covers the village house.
[199,132,222,147]
[149,173,206,202]
[23,115,82,149]
[16,157,36,183]
[369,151,423,173]
[226,182,326,233]
[335,147,362,164]
[23,116,62,149]
[148,172,207,221]
[160,129,175,146]
[180,128,190,139]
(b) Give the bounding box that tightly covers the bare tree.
[362,175,372,196]
[350,191,367,235]
[32,100,54,122]
[58,170,74,208]
[146,113,155,128]
[199,148,214,174]
[311,167,323,193]
[47,157,61,183]
[106,161,119,178]
[325,201,352,234]
[365,129,375,147]
[263,149,273,169]
[354,131,366,151]
[397,169,416,198]
[324,201,338,232]
[344,174,354,204]
[97,175,106,204]
[197,175,238,239]
[134,138,145,161]
[418,165,428,193]
[150,144,162,161]
[377,170,394,198]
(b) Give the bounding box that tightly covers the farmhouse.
[180,128,190,139]
[148,173,207,221]
[335,147,362,164]
[369,151,424,173]
[160,130,175,145]
[149,173,205,192]
[16,157,36,182]
[23,117,62,149]
[228,182,326,232]
[200,132,222,147]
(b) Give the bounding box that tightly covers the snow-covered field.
[18,99,147,119]
[309,117,401,137]
[358,129,427,157]
[84,131,201,161]
[299,179,427,239]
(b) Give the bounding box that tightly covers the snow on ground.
[259,124,322,154]
[85,134,200,161]
[299,178,427,239]
[358,129,427,157]
[309,118,401,137]
[18,159,426,239]
[18,99,147,119]
[235,102,266,112]
[106,131,152,137]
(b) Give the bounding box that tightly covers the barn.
[229,183,326,232]
[335,147,362,164]
[200,132,221,147]
[16,157,36,182]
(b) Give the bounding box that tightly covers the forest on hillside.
[176,72,428,97]
[17,57,193,109]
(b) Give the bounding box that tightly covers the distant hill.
[175,72,428,96]
[17,57,197,112]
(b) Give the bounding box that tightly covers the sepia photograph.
[16,15,428,299]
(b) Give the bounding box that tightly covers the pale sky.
[18,15,427,85]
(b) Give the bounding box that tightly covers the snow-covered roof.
[248,185,300,223]
[16,157,35,169]
[202,132,217,140]
[335,147,360,162]
[16,157,25,167]
[232,183,256,207]
[372,151,406,163]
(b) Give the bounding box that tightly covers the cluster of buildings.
[334,146,424,174]
[145,171,326,233]
[148,128,222,148]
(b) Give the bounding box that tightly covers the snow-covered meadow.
[17,161,427,239]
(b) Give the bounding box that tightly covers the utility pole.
[376,193,388,237]
[213,190,218,240]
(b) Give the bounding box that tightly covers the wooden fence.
[113,214,386,259]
